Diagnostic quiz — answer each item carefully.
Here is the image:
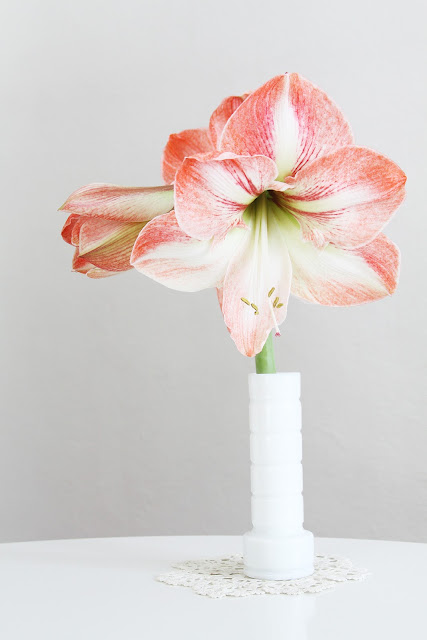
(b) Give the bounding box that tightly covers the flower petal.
[78,218,143,271]
[209,93,249,148]
[131,211,243,292]
[281,213,400,305]
[279,146,406,249]
[269,177,297,192]
[221,199,292,357]
[72,250,116,278]
[220,74,353,180]
[175,154,278,240]
[61,214,81,245]
[162,128,214,184]
[60,184,174,222]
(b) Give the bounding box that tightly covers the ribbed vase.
[243,372,314,580]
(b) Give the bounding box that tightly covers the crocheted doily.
[157,554,369,598]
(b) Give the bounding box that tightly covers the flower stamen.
[268,295,281,337]
[240,285,282,322]
[241,297,259,315]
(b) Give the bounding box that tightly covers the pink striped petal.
[279,146,406,249]
[162,128,214,184]
[209,93,249,148]
[221,203,292,357]
[72,250,116,278]
[62,214,88,249]
[63,215,144,273]
[281,214,400,305]
[78,219,144,272]
[61,214,81,245]
[220,74,353,180]
[131,211,242,292]
[174,154,278,240]
[60,184,174,222]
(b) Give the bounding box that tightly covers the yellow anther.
[241,297,250,305]
[273,297,279,308]
[277,303,284,308]
[251,303,259,315]
[268,287,275,297]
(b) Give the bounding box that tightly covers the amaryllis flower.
[131,74,406,356]
[60,184,174,277]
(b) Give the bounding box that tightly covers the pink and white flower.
[60,183,174,278]
[131,74,406,356]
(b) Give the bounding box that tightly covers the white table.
[0,536,425,639]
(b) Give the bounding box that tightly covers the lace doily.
[157,554,369,598]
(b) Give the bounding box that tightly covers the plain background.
[1,0,426,544]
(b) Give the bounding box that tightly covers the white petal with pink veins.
[174,154,278,240]
[220,74,354,180]
[60,184,174,222]
[131,211,245,292]
[279,212,400,305]
[221,197,292,357]
[279,146,406,249]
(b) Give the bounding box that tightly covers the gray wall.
[1,0,426,543]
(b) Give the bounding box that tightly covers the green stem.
[255,332,276,374]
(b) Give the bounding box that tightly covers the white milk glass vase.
[243,372,314,580]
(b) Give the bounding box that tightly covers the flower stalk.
[255,332,276,374]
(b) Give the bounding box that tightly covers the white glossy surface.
[0,536,426,639]
[245,373,314,579]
